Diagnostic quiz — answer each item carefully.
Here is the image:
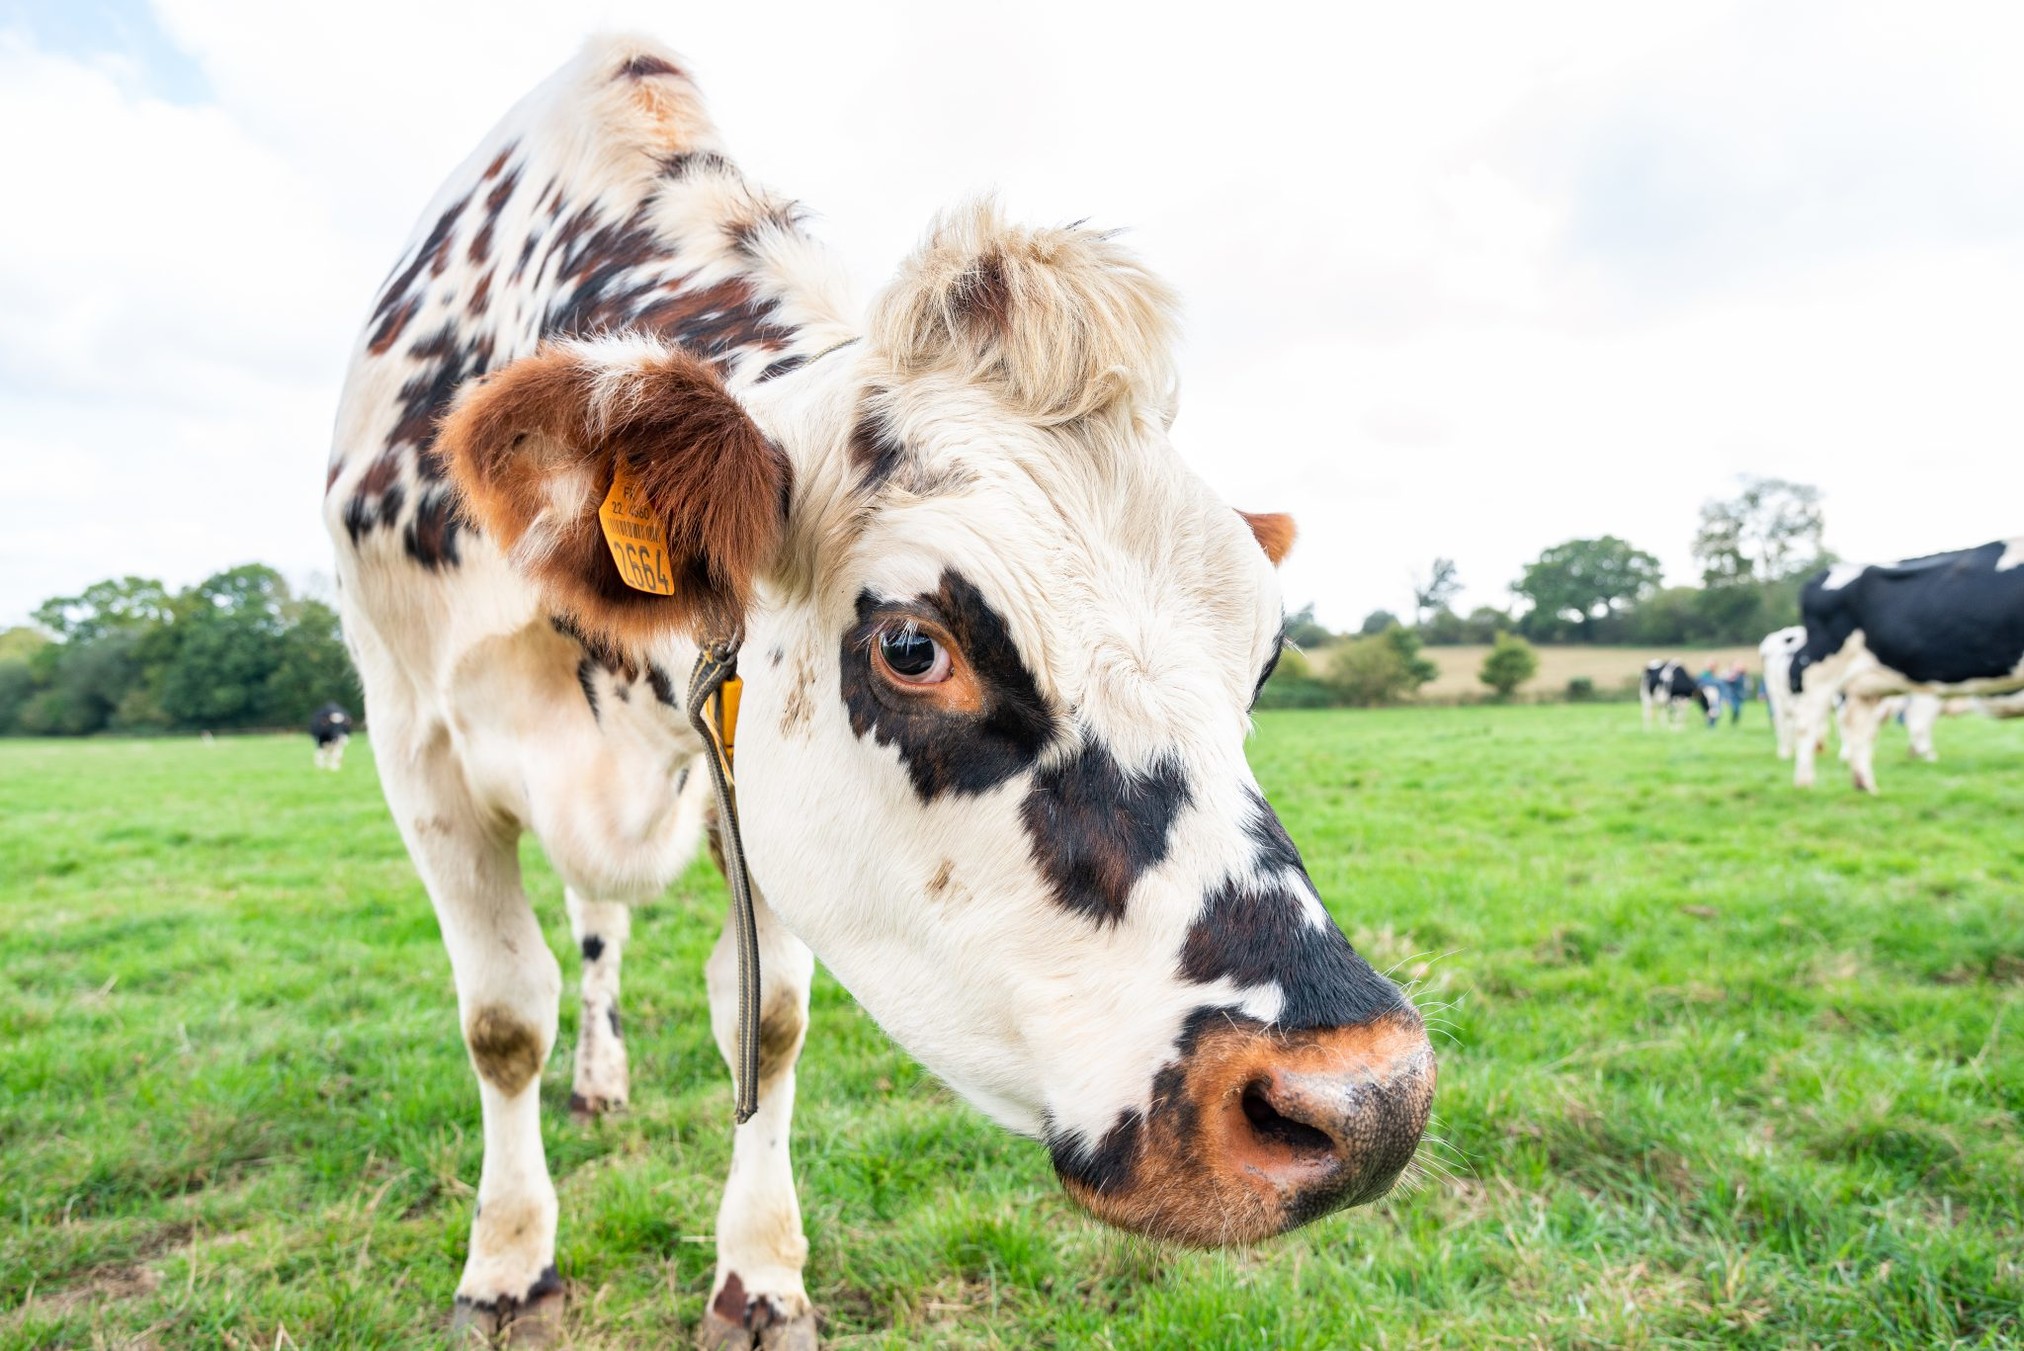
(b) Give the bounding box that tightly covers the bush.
[1322,627,1437,707]
[1479,633,1540,698]
[1566,676,1598,702]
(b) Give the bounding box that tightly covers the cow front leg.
[385,759,565,1348]
[697,887,817,1351]
[565,889,631,1120]
[1842,693,1889,793]
[1792,689,1833,787]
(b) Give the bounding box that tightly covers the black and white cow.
[1641,660,1717,730]
[309,702,352,771]
[1789,539,2024,791]
[326,35,1433,1349]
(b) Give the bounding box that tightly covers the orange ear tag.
[597,462,676,595]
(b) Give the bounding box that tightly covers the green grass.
[2,707,2019,1349]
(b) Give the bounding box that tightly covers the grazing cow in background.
[309,703,353,771]
[1759,627,1806,757]
[1642,660,1717,729]
[327,35,1433,1349]
[1789,539,2024,791]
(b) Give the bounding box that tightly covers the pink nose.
[1059,1009,1435,1245]
[1219,1011,1436,1218]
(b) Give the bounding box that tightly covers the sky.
[2,1,2022,631]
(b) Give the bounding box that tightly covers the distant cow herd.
[1649,539,2023,792]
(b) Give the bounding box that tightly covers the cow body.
[1641,660,1716,730]
[1789,540,2024,790]
[327,36,1432,1348]
[309,702,353,770]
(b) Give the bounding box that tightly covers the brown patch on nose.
[1056,1010,1434,1246]
[465,1004,546,1095]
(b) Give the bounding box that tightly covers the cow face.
[439,205,1433,1246]
[1791,568,1865,694]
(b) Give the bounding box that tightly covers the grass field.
[3,707,2020,1349]
[1418,646,1762,701]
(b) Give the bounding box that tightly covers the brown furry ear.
[1240,511,1296,566]
[438,338,788,649]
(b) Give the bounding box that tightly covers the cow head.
[1790,568,1864,695]
[438,203,1433,1245]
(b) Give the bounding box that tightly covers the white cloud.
[2,0,2021,632]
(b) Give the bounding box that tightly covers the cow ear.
[437,338,788,650]
[1240,511,1296,566]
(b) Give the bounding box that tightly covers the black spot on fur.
[1179,792,1404,1029]
[581,934,605,963]
[1021,744,1191,925]
[402,486,464,568]
[646,662,678,708]
[660,151,734,180]
[576,658,600,720]
[452,1264,562,1319]
[754,352,808,383]
[607,1006,622,1040]
[848,404,906,490]
[619,53,683,79]
[1048,1007,1220,1196]
[841,570,1056,800]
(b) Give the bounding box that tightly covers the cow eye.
[875,625,951,685]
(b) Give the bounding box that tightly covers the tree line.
[1262,476,1826,708]
[0,566,362,736]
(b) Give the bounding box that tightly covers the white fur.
[1759,626,1806,759]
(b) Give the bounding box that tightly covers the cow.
[325,36,1434,1349]
[1641,660,1718,730]
[1789,539,2024,791]
[1759,627,1806,757]
[309,702,353,770]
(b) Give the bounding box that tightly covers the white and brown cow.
[1790,541,2024,792]
[326,35,1433,1349]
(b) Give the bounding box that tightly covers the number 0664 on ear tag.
[598,462,676,595]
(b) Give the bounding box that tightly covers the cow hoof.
[568,1090,625,1123]
[697,1289,817,1350]
[450,1285,564,1348]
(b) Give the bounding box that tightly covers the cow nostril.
[1239,1079,1335,1156]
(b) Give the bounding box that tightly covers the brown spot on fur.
[953,250,1011,334]
[619,53,683,80]
[366,294,419,356]
[436,341,789,648]
[1240,511,1296,565]
[465,1004,546,1095]
[926,859,955,897]
[756,993,806,1083]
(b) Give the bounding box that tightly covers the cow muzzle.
[1055,1009,1435,1246]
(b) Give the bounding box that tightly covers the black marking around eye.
[1251,623,1286,709]
[1178,791,1403,1029]
[840,569,1056,800]
[1021,743,1191,925]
